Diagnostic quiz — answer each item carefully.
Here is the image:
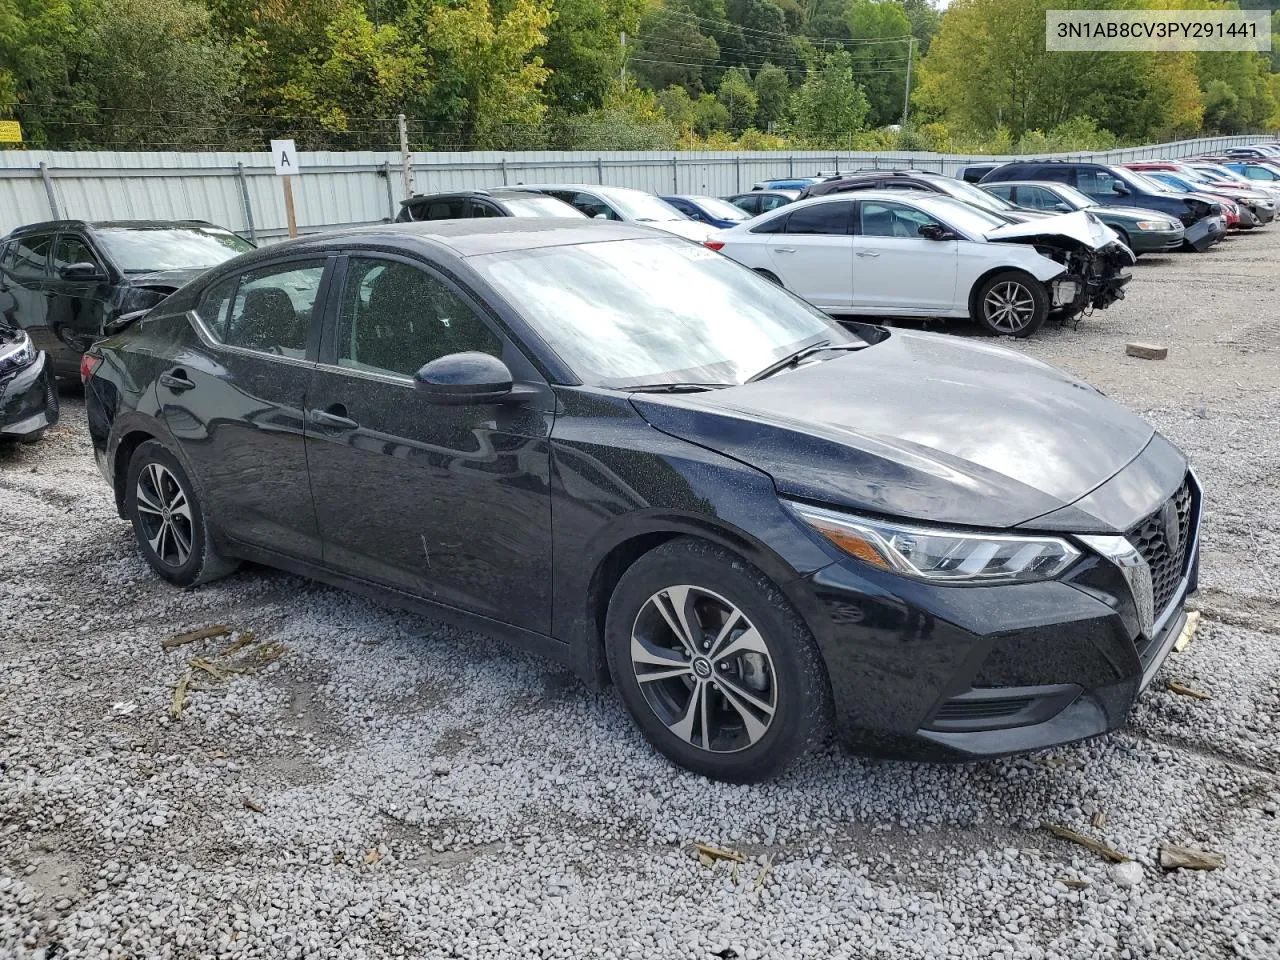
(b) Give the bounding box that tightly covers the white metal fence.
[0,135,1264,241]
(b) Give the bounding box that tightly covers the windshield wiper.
[747,340,866,383]
[626,382,732,393]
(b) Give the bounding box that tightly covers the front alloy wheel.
[975,270,1049,338]
[604,537,831,782]
[630,585,777,753]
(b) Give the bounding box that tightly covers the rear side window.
[8,234,53,280]
[422,198,467,220]
[197,260,325,358]
[785,201,853,235]
[471,201,504,218]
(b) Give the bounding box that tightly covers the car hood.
[631,329,1162,531]
[120,267,211,290]
[648,219,718,242]
[984,210,1117,249]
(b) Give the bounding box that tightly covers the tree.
[692,91,730,136]
[789,50,870,145]
[631,2,719,93]
[754,62,790,129]
[717,67,757,133]
[657,84,697,133]
[720,0,791,69]
[845,0,914,128]
[541,0,642,115]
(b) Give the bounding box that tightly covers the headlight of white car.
[787,503,1081,584]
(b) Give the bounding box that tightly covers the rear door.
[1,233,60,367]
[163,256,330,561]
[303,253,555,632]
[765,200,855,310]
[850,198,958,313]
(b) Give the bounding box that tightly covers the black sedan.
[84,221,1201,782]
[0,220,254,377]
[0,323,58,441]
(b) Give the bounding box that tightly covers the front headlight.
[1135,220,1174,231]
[787,503,1082,584]
[0,329,36,373]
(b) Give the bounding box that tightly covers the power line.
[644,8,914,48]
[634,34,909,71]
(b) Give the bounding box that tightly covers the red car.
[1125,161,1265,229]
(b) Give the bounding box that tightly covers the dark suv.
[979,161,1224,251]
[0,220,254,377]
[394,189,583,222]
[797,170,1044,221]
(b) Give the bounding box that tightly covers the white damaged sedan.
[707,189,1134,337]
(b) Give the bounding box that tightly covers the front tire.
[973,270,1049,338]
[604,537,832,782]
[125,440,238,586]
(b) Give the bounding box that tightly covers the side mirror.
[918,223,956,241]
[592,212,609,220]
[1112,181,1130,195]
[1052,203,1072,213]
[60,262,105,281]
[413,352,514,405]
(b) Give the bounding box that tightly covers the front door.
[850,199,958,313]
[46,232,110,360]
[0,233,60,367]
[161,256,329,561]
[304,254,554,634]
[765,200,855,310]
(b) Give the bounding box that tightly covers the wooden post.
[282,175,298,238]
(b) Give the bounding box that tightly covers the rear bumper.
[0,351,59,439]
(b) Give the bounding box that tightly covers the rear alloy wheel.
[125,440,238,586]
[975,270,1049,338]
[605,537,831,782]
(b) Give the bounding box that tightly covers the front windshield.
[473,237,857,388]
[939,177,1014,212]
[921,195,1009,235]
[693,197,751,221]
[1198,166,1249,184]
[97,227,253,272]
[601,190,689,222]
[502,196,585,218]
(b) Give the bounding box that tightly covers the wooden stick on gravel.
[163,625,231,650]
[1042,823,1130,863]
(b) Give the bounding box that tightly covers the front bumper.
[798,473,1201,762]
[1127,226,1185,254]
[0,350,59,440]
[1184,217,1223,251]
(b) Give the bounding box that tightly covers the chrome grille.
[1126,479,1194,618]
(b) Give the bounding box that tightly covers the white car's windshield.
[474,237,861,388]
[919,196,1009,235]
[600,190,689,222]
[938,178,1015,212]
[693,197,751,221]
[98,227,253,273]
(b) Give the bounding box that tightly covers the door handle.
[774,247,797,254]
[308,405,359,430]
[159,369,195,392]
[856,251,881,258]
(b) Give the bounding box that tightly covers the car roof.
[6,219,218,237]
[215,219,664,263]
[513,183,649,198]
[732,189,799,198]
[982,180,1070,189]
[402,189,548,205]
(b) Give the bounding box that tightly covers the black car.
[978,161,1225,251]
[958,163,1000,184]
[0,322,58,442]
[0,220,254,377]
[724,190,799,216]
[395,189,583,222]
[84,220,1201,782]
[797,170,1046,222]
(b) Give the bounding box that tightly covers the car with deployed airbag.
[83,220,1199,782]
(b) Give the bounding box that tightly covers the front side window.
[418,198,467,220]
[200,260,324,357]
[1078,168,1125,197]
[857,200,941,238]
[982,184,1015,203]
[569,193,620,220]
[1013,186,1060,211]
[471,201,504,218]
[335,258,500,378]
[52,235,101,273]
[730,195,760,215]
[9,234,53,280]
[473,237,858,388]
[785,201,853,235]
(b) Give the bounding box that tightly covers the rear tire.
[604,537,832,783]
[125,440,238,587]
[972,270,1049,338]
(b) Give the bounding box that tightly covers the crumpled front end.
[1044,240,1134,316]
[0,329,60,441]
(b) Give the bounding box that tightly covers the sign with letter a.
[271,139,299,176]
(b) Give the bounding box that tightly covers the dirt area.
[1,229,1278,959]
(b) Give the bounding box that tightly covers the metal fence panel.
[0,135,1263,240]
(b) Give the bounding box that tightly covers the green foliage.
[692,91,730,136]
[753,63,790,130]
[845,0,913,128]
[788,50,871,146]
[716,67,757,134]
[542,0,641,114]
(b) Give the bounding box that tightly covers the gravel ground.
[2,230,1279,960]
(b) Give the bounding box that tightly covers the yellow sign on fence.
[0,120,22,143]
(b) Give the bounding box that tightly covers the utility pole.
[397,113,413,201]
[620,32,627,85]
[901,37,914,128]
